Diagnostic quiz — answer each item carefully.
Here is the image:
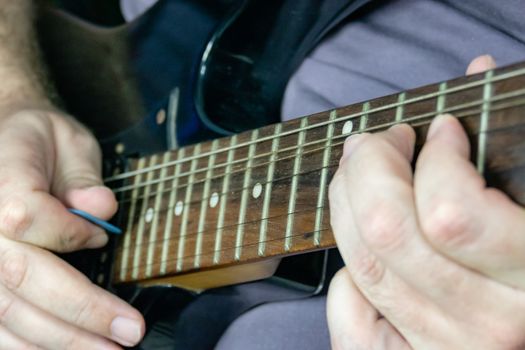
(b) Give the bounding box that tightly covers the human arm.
[0,0,119,250]
[0,1,145,347]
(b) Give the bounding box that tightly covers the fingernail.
[480,54,496,67]
[427,114,450,140]
[85,233,108,248]
[111,316,143,347]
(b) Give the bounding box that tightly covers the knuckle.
[422,198,473,248]
[72,296,97,326]
[360,203,409,253]
[0,198,32,240]
[51,114,101,155]
[57,231,91,252]
[0,249,29,291]
[348,249,385,287]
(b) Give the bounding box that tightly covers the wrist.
[0,96,57,120]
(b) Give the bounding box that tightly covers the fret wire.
[395,92,406,121]
[284,118,308,251]
[213,136,237,264]
[114,99,525,255]
[121,204,332,271]
[117,96,525,228]
[437,82,447,114]
[314,111,336,246]
[359,102,370,130]
[131,156,157,280]
[105,66,525,184]
[112,89,525,200]
[194,140,218,268]
[118,157,146,281]
[160,148,184,275]
[145,152,170,277]
[477,70,494,174]
[112,89,525,196]
[235,130,259,261]
[176,144,200,272]
[122,93,525,272]
[120,226,334,276]
[258,124,282,256]
[117,107,524,260]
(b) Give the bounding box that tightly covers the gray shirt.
[282,0,525,121]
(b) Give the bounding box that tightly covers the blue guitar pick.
[68,208,122,234]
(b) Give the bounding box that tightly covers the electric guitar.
[37,0,373,295]
[37,0,525,343]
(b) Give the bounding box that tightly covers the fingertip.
[66,186,118,220]
[388,124,416,161]
[427,114,451,139]
[341,133,369,164]
[466,55,497,75]
[425,115,470,159]
[110,313,145,347]
[427,114,465,138]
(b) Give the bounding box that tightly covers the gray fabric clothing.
[282,0,525,121]
[216,297,330,350]
[217,0,525,349]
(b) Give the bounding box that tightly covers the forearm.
[0,0,53,111]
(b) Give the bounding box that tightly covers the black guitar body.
[36,0,369,346]
[39,0,370,152]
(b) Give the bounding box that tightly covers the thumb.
[51,128,118,221]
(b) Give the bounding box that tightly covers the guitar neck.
[108,61,525,284]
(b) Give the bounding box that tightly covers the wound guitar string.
[111,88,525,203]
[104,66,525,187]
[113,94,524,259]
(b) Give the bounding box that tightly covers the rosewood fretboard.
[106,61,525,284]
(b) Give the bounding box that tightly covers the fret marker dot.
[342,121,353,135]
[174,201,184,216]
[145,208,154,223]
[210,192,219,208]
[252,183,262,199]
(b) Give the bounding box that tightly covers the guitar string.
[105,67,522,183]
[115,72,525,277]
[104,66,525,184]
[111,101,525,254]
[112,97,525,213]
[116,202,327,254]
[110,91,525,200]
[110,89,525,203]
[118,118,524,276]
[118,227,333,277]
